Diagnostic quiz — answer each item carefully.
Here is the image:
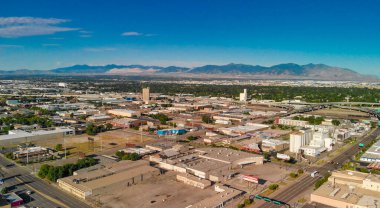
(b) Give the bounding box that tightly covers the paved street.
[0,156,91,208]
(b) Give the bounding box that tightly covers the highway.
[254,128,380,208]
[0,156,91,208]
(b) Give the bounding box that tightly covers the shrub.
[244,198,252,205]
[297,169,304,175]
[289,172,298,178]
[55,144,63,151]
[237,204,245,208]
[269,184,279,190]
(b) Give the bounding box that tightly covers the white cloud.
[83,47,116,52]
[0,17,78,38]
[0,17,68,25]
[122,31,142,36]
[121,31,157,37]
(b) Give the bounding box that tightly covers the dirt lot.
[96,171,216,208]
[306,108,370,119]
[33,129,155,158]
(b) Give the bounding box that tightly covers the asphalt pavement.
[0,155,91,208]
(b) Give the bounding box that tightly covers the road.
[254,128,380,208]
[0,156,91,208]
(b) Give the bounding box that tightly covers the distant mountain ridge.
[0,63,376,81]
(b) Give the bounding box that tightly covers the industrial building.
[13,146,49,159]
[289,128,313,153]
[86,114,112,122]
[156,128,187,136]
[218,123,269,136]
[176,173,212,189]
[107,109,141,118]
[311,170,380,208]
[277,118,309,127]
[57,160,160,199]
[360,140,380,162]
[191,185,244,208]
[0,127,75,145]
[151,147,263,182]
[261,139,290,152]
[107,118,146,128]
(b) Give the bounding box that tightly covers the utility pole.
[26,137,29,165]
[64,137,67,159]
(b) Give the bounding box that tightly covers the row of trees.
[315,173,331,190]
[148,113,170,125]
[86,123,113,135]
[293,115,325,125]
[0,113,53,128]
[115,151,141,161]
[38,157,98,182]
[83,80,380,103]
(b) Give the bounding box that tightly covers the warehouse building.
[191,185,244,208]
[360,140,380,162]
[57,160,160,199]
[176,173,212,189]
[107,109,141,118]
[151,147,263,182]
[0,127,74,146]
[108,118,146,128]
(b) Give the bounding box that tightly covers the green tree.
[38,164,51,179]
[269,184,279,190]
[55,143,63,151]
[149,113,169,125]
[289,172,298,178]
[244,199,252,206]
[121,153,141,161]
[187,136,198,141]
[202,115,214,124]
[0,187,8,194]
[332,119,341,126]
[105,123,113,131]
[297,169,304,175]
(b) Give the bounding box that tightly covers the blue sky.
[0,0,380,75]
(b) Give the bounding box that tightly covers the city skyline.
[0,0,380,75]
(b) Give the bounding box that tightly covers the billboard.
[240,174,259,183]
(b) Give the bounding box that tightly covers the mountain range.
[0,63,376,81]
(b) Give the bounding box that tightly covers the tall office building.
[239,89,248,101]
[142,87,150,104]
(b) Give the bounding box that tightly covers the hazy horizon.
[1,0,380,76]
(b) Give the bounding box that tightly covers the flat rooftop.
[361,140,380,160]
[58,160,158,192]
[312,180,380,206]
[0,127,74,141]
[191,186,243,208]
[196,147,262,163]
